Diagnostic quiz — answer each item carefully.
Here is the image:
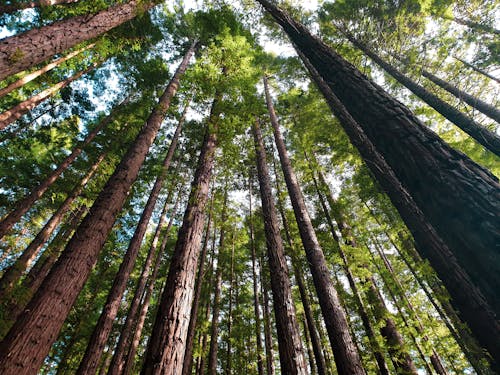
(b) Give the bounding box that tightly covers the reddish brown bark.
[0,61,99,130]
[0,0,79,15]
[76,100,188,375]
[0,44,94,99]
[252,119,307,375]
[0,43,194,375]
[264,76,365,375]
[0,152,105,301]
[0,96,127,240]
[140,96,219,375]
[0,0,155,80]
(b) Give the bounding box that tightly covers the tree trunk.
[443,15,500,35]
[225,231,236,375]
[76,99,188,375]
[342,32,500,154]
[252,118,308,375]
[0,61,99,130]
[289,39,500,368]
[0,43,94,99]
[0,42,195,375]
[263,75,365,375]
[0,95,128,240]
[260,262,276,375]
[0,0,79,15]
[140,94,219,375]
[0,0,156,80]
[0,152,105,300]
[248,177,265,375]
[301,314,317,375]
[182,193,215,375]
[453,56,500,84]
[255,0,500,333]
[121,192,181,375]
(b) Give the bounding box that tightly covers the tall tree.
[264,75,365,375]
[0,42,196,375]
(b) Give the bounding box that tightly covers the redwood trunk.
[342,32,500,154]
[0,61,99,130]
[0,0,79,15]
[0,43,194,375]
[0,152,105,300]
[252,119,307,375]
[76,100,188,375]
[264,75,365,375]
[256,0,500,332]
[140,97,218,375]
[0,0,155,80]
[290,38,500,367]
[0,96,127,240]
[261,265,276,375]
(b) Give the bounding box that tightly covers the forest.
[0,0,498,374]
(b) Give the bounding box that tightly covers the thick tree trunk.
[0,152,105,300]
[248,178,265,375]
[76,99,188,375]
[0,0,79,15]
[0,44,94,99]
[453,56,500,84]
[140,95,218,375]
[252,119,308,375]
[0,61,99,130]
[0,43,194,375]
[0,96,127,240]
[121,193,181,375]
[264,76,365,375]
[182,193,214,375]
[289,40,500,367]
[342,32,500,154]
[255,0,500,332]
[0,0,155,80]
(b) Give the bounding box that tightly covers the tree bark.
[225,230,236,375]
[290,40,500,368]
[76,99,188,375]
[301,314,317,375]
[260,262,276,375]
[453,56,500,84]
[341,32,500,154]
[140,94,219,375]
[0,0,156,81]
[0,42,194,375]
[0,151,105,300]
[0,61,99,130]
[252,118,308,375]
[0,96,127,240]
[0,0,79,15]
[255,0,500,332]
[264,75,365,375]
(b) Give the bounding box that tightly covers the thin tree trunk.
[0,152,105,300]
[207,187,229,375]
[291,41,500,368]
[140,94,219,375]
[442,15,500,35]
[0,42,195,375]
[225,230,236,375]
[0,0,79,15]
[263,75,365,375]
[121,192,181,375]
[0,61,99,130]
[342,32,500,154]
[182,192,215,375]
[260,262,276,375]
[76,100,189,375]
[0,0,156,80]
[252,118,308,375]
[248,176,265,375]
[301,314,317,375]
[255,1,500,339]
[0,96,128,240]
[453,56,500,84]
[0,44,94,99]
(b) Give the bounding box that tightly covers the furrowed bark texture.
[0,0,79,15]
[0,0,155,80]
[295,48,500,368]
[76,99,188,375]
[0,43,194,375]
[255,1,500,323]
[264,75,366,375]
[252,119,307,375]
[0,96,126,240]
[140,99,218,375]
